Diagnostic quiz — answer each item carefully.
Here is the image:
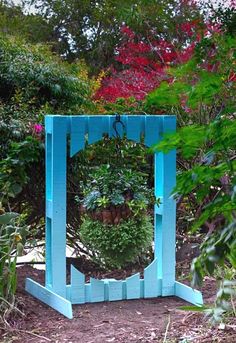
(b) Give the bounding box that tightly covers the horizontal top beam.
[45,115,176,156]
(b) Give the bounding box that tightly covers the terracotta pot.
[90,211,97,221]
[84,202,135,225]
[125,206,132,218]
[114,209,121,225]
[79,204,86,215]
[94,211,103,222]
[110,206,117,221]
[102,209,113,224]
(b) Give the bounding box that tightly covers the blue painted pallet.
[25,115,203,319]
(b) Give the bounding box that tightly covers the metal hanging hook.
[113,114,125,139]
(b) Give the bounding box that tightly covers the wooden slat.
[45,116,67,297]
[90,278,105,302]
[46,200,52,219]
[126,273,140,299]
[126,116,144,143]
[66,285,71,301]
[102,115,110,135]
[85,284,91,302]
[88,116,104,144]
[154,201,163,215]
[144,258,161,298]
[154,214,162,279]
[108,280,123,301]
[70,265,85,304]
[45,116,52,133]
[144,115,162,147]
[70,116,87,157]
[155,116,177,296]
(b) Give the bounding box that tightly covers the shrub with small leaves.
[80,214,153,269]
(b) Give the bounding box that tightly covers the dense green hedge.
[0,35,92,113]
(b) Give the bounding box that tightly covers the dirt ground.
[0,265,236,343]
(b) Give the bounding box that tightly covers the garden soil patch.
[1,266,236,343]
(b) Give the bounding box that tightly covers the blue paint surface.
[25,115,203,318]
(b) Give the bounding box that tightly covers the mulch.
[0,262,236,343]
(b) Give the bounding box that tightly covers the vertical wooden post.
[45,115,67,297]
[154,116,176,296]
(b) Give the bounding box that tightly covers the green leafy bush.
[80,215,153,268]
[0,209,28,317]
[0,33,96,244]
[210,265,236,322]
[146,34,236,125]
[153,117,236,320]
[153,117,236,250]
[147,30,236,320]
[0,34,92,113]
[0,136,44,200]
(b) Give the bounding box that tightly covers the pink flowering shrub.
[33,124,43,135]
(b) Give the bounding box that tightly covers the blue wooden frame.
[25,115,203,319]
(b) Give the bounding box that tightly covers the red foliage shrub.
[95,22,203,102]
[94,0,231,104]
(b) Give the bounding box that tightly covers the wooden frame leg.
[26,278,73,319]
[175,281,203,305]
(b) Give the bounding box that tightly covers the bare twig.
[163,315,171,343]
[2,327,52,342]
[0,297,25,317]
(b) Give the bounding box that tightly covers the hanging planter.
[79,164,153,222]
[77,164,154,268]
[80,194,133,225]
